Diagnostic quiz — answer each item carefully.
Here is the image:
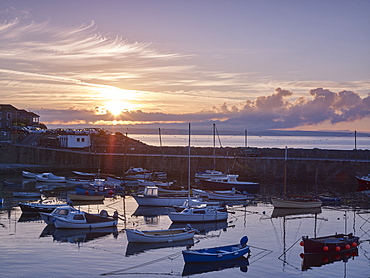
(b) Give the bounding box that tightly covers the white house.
[59,134,91,148]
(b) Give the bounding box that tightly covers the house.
[0,104,40,142]
[0,104,40,129]
[59,134,91,149]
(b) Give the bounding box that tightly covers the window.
[73,214,85,220]
[77,138,80,142]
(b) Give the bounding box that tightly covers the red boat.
[356,174,370,192]
[301,233,359,254]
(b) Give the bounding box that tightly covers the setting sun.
[105,100,134,116]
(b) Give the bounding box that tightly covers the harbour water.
[129,134,370,150]
[1,175,369,277]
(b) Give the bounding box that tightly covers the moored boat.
[132,186,201,207]
[125,225,196,243]
[36,172,66,183]
[301,233,360,254]
[19,201,67,213]
[193,188,254,201]
[271,197,322,209]
[168,203,228,222]
[182,236,250,263]
[41,205,118,229]
[199,174,259,193]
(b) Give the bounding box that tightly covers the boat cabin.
[143,186,159,197]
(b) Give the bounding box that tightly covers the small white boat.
[65,177,93,185]
[195,169,226,181]
[40,205,79,225]
[193,188,254,201]
[22,171,37,179]
[36,173,66,183]
[41,205,118,228]
[125,225,196,243]
[124,167,152,180]
[133,186,201,207]
[199,174,259,193]
[137,179,174,188]
[169,204,228,222]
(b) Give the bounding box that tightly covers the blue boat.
[182,236,250,263]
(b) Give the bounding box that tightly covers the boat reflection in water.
[301,247,359,271]
[125,238,194,257]
[39,225,118,244]
[182,255,250,276]
[271,207,322,219]
[169,220,229,235]
[131,205,171,224]
[18,213,43,222]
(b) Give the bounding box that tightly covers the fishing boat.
[272,147,322,209]
[41,205,118,229]
[19,201,67,213]
[68,193,105,201]
[192,188,254,201]
[40,205,81,225]
[125,225,196,243]
[132,186,201,207]
[182,236,250,263]
[300,233,360,254]
[36,172,66,183]
[199,174,259,193]
[137,179,174,188]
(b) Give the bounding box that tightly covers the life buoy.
[98,186,104,192]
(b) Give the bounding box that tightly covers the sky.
[0,0,369,134]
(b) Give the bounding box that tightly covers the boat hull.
[19,202,66,213]
[199,179,259,193]
[53,217,117,229]
[182,244,250,263]
[68,193,105,201]
[125,228,195,243]
[132,195,199,207]
[271,198,322,209]
[302,233,360,254]
[169,208,228,223]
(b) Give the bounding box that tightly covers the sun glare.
[105,100,133,116]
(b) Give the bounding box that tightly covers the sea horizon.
[129,133,370,150]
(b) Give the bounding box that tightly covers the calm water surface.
[1,182,370,277]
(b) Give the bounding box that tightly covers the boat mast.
[284,146,287,198]
[213,123,216,169]
[188,123,191,203]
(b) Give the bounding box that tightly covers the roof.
[0,104,18,111]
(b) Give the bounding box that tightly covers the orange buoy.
[335,254,341,260]
[85,190,89,195]
[300,241,304,246]
[335,246,341,252]
[299,253,304,258]
[323,246,329,252]
[345,244,350,250]
[351,242,357,247]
